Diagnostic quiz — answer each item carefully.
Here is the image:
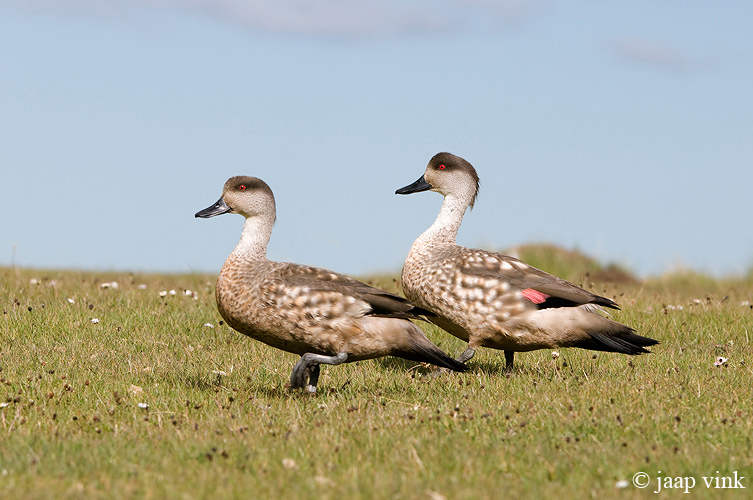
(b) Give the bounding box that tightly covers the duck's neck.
[416,193,469,247]
[230,215,274,262]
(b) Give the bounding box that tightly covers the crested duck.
[196,176,467,392]
[395,152,658,370]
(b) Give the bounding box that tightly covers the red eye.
[238,184,246,191]
[438,164,446,170]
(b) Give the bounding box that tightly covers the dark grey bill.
[195,197,232,218]
[395,175,433,195]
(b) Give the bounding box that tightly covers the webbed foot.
[289,352,348,393]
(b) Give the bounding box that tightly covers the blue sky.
[2,0,752,278]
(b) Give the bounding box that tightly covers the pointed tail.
[578,321,658,355]
[398,326,469,372]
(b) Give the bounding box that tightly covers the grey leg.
[290,352,348,393]
[504,350,515,372]
[456,346,476,363]
[306,363,321,390]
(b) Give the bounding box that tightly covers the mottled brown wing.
[454,247,619,309]
[274,263,430,319]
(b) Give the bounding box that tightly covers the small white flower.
[615,480,629,489]
[0,402,9,408]
[137,402,149,409]
[212,370,228,377]
[159,291,168,297]
[282,458,298,470]
[29,278,40,285]
[426,490,446,500]
[169,290,177,296]
[137,284,147,290]
[713,356,728,367]
[314,476,332,486]
[552,351,560,360]
[128,384,144,396]
[67,298,75,304]
[184,290,194,297]
[741,301,750,307]
[91,318,100,324]
[203,323,214,328]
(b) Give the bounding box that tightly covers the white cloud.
[174,0,448,37]
[612,39,688,70]
[449,0,545,25]
[2,0,450,37]
[2,0,544,37]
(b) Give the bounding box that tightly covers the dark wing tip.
[592,295,621,310]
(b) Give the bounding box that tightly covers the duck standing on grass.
[196,176,467,393]
[395,152,658,370]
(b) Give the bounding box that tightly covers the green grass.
[1,263,752,499]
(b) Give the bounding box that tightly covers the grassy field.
[1,254,752,499]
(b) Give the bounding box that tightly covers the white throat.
[416,193,469,246]
[231,214,274,261]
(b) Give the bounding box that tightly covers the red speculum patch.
[522,288,549,304]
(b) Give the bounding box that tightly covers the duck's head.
[195,176,276,221]
[395,152,480,209]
